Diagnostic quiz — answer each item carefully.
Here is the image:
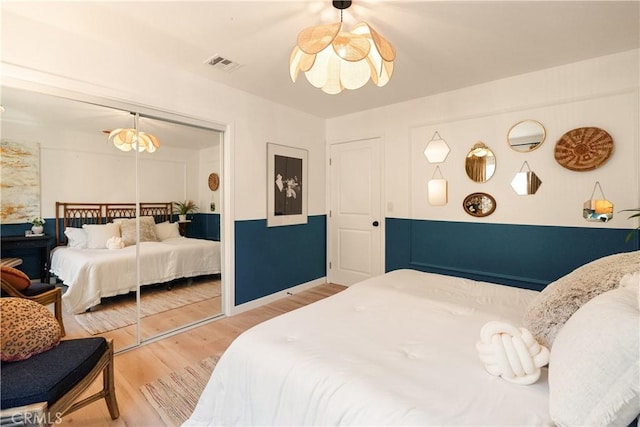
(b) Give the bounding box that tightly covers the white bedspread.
[185,269,551,426]
[51,237,221,314]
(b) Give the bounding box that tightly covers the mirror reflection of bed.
[1,87,225,352]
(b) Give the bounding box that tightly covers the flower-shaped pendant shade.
[290,21,395,94]
[109,128,160,153]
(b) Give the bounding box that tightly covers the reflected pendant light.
[108,113,160,153]
[289,0,395,94]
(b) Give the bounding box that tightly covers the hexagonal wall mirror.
[511,162,542,195]
[424,131,450,163]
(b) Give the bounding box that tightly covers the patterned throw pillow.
[117,216,160,246]
[1,266,31,291]
[1,298,61,362]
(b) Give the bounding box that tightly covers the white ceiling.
[2,1,639,119]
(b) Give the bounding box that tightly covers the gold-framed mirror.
[465,142,496,182]
[507,120,546,152]
[463,192,497,217]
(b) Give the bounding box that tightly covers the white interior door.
[329,138,382,286]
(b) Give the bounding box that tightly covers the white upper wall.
[326,50,640,229]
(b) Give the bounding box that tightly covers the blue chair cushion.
[0,337,107,409]
[21,282,55,297]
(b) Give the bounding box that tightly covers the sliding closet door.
[137,117,224,342]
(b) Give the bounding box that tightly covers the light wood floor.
[58,283,346,426]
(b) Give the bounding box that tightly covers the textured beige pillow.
[523,250,640,348]
[549,284,640,426]
[1,298,61,362]
[117,217,159,246]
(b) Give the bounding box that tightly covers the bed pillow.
[64,226,87,248]
[1,298,61,362]
[523,250,640,348]
[117,216,160,246]
[548,283,640,426]
[155,221,181,241]
[0,266,31,291]
[82,223,121,249]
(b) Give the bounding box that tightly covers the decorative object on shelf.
[267,143,308,227]
[463,192,496,217]
[427,166,448,206]
[511,161,542,195]
[465,142,496,183]
[555,127,613,171]
[29,216,45,235]
[173,200,198,222]
[583,181,613,222]
[208,173,220,191]
[507,120,546,152]
[424,132,450,163]
[107,113,159,153]
[289,0,395,94]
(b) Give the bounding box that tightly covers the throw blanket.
[476,321,549,385]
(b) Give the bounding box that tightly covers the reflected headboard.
[55,202,172,246]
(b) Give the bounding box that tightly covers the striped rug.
[141,355,220,426]
[73,279,221,335]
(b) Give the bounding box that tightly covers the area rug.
[73,279,221,335]
[141,355,219,426]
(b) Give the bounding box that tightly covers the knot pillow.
[1,298,61,362]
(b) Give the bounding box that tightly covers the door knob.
[372,221,379,227]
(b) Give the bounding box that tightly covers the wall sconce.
[423,132,450,163]
[583,181,613,222]
[428,166,448,206]
[511,161,542,195]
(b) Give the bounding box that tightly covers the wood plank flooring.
[58,283,345,426]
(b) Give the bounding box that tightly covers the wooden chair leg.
[53,288,66,336]
[103,341,119,420]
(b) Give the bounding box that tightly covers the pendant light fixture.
[108,113,159,153]
[289,0,395,94]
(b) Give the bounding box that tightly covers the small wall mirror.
[507,120,546,152]
[463,192,496,217]
[465,142,496,182]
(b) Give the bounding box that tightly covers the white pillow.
[155,221,181,241]
[82,223,121,249]
[64,227,87,248]
[549,283,640,427]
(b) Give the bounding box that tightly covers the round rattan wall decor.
[208,173,220,191]
[554,127,614,172]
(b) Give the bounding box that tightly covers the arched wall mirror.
[465,142,496,182]
[507,120,546,152]
[0,86,224,353]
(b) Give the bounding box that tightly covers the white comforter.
[185,269,551,426]
[51,237,221,314]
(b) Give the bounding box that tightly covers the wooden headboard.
[55,202,172,246]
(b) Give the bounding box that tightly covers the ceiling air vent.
[204,54,241,72]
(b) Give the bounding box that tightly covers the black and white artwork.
[267,143,307,227]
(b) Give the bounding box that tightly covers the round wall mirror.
[465,142,496,182]
[507,120,546,152]
[463,192,497,217]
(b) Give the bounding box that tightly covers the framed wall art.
[267,142,308,227]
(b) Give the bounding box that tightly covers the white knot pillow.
[106,236,125,250]
[476,321,550,385]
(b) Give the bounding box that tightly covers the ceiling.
[2,1,639,119]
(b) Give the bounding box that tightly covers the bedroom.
[1,1,639,426]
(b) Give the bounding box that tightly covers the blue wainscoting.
[182,213,220,241]
[386,218,639,292]
[235,215,326,305]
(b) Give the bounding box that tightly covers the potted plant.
[29,216,45,235]
[620,208,640,242]
[173,200,198,222]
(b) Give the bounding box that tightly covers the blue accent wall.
[234,215,326,305]
[386,218,639,292]
[183,213,220,241]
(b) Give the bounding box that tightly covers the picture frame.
[267,142,308,227]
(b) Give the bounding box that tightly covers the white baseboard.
[229,276,327,315]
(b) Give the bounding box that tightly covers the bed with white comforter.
[185,269,552,426]
[51,237,221,314]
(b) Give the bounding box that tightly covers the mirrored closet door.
[0,86,224,352]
